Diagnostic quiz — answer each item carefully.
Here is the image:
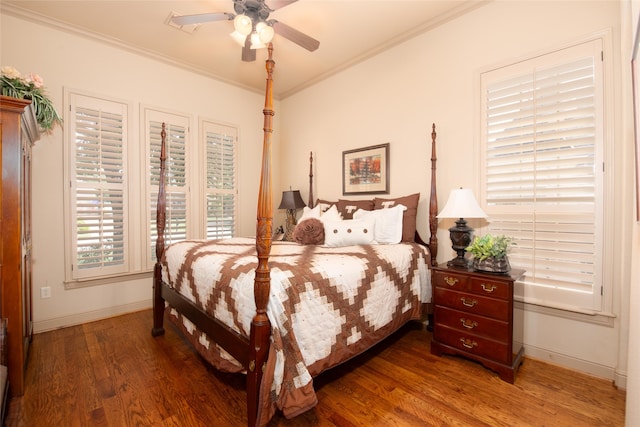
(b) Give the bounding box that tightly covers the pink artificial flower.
[28,73,44,88]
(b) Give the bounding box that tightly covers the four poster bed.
[151,45,440,427]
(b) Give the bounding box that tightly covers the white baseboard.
[524,344,627,389]
[32,302,629,391]
[614,371,627,390]
[33,299,153,333]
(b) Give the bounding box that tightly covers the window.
[65,93,129,279]
[479,38,607,313]
[202,120,237,240]
[65,96,239,282]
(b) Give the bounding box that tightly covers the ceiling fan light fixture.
[256,22,274,44]
[250,32,267,49]
[230,30,247,46]
[180,0,319,61]
[233,14,252,35]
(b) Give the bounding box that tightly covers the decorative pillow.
[323,218,375,247]
[354,204,406,244]
[320,204,343,222]
[373,193,420,242]
[337,199,374,220]
[298,205,321,223]
[315,199,337,213]
[294,218,325,245]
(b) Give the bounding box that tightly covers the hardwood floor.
[6,310,625,426]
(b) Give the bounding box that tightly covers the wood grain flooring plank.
[5,311,625,427]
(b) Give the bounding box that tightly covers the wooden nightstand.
[430,263,525,383]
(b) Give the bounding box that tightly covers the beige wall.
[2,1,637,414]
[625,0,639,423]
[627,226,639,427]
[1,13,282,331]
[280,0,632,386]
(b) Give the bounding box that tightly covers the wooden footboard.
[151,44,439,427]
[152,46,276,427]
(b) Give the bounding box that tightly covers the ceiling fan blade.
[242,35,256,62]
[271,20,320,52]
[171,12,233,26]
[266,0,298,11]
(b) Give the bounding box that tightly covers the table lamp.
[437,188,487,268]
[278,189,306,241]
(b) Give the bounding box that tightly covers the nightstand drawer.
[434,306,510,341]
[434,271,511,300]
[434,287,509,321]
[469,276,510,300]
[434,324,510,365]
[433,270,469,291]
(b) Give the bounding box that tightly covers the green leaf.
[466,234,513,260]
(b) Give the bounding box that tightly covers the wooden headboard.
[303,123,438,266]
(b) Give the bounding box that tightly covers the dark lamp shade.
[278,190,306,210]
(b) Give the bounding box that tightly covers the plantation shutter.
[203,121,237,240]
[480,39,604,312]
[69,95,128,279]
[149,119,188,264]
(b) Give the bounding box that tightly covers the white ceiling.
[2,0,486,98]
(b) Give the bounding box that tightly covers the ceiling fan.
[171,0,320,62]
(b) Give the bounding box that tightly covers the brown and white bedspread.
[161,237,431,421]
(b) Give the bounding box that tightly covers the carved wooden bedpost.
[248,44,275,427]
[429,123,438,267]
[308,151,314,207]
[152,123,167,336]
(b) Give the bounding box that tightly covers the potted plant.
[466,234,513,273]
[1,66,62,133]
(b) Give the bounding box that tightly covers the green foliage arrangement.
[1,65,62,133]
[466,234,513,261]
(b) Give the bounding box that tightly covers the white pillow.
[353,204,406,244]
[299,204,342,224]
[323,219,375,247]
[316,202,333,213]
[320,204,343,222]
[298,205,321,222]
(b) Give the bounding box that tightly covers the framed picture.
[342,143,389,195]
[633,22,640,221]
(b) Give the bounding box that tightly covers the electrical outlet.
[40,286,51,299]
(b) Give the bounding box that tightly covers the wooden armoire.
[0,95,40,397]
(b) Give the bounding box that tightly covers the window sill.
[64,271,153,290]
[514,298,616,327]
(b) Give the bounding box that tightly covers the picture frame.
[632,22,640,221]
[342,143,390,195]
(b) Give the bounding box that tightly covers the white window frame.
[478,34,613,315]
[64,95,239,282]
[200,119,238,240]
[63,91,131,281]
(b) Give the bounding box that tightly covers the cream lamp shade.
[437,188,487,219]
[438,188,487,268]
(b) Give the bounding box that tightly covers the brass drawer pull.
[460,337,478,349]
[444,276,459,286]
[460,318,478,329]
[481,283,497,293]
[460,297,478,307]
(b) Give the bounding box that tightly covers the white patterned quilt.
[161,237,431,424]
